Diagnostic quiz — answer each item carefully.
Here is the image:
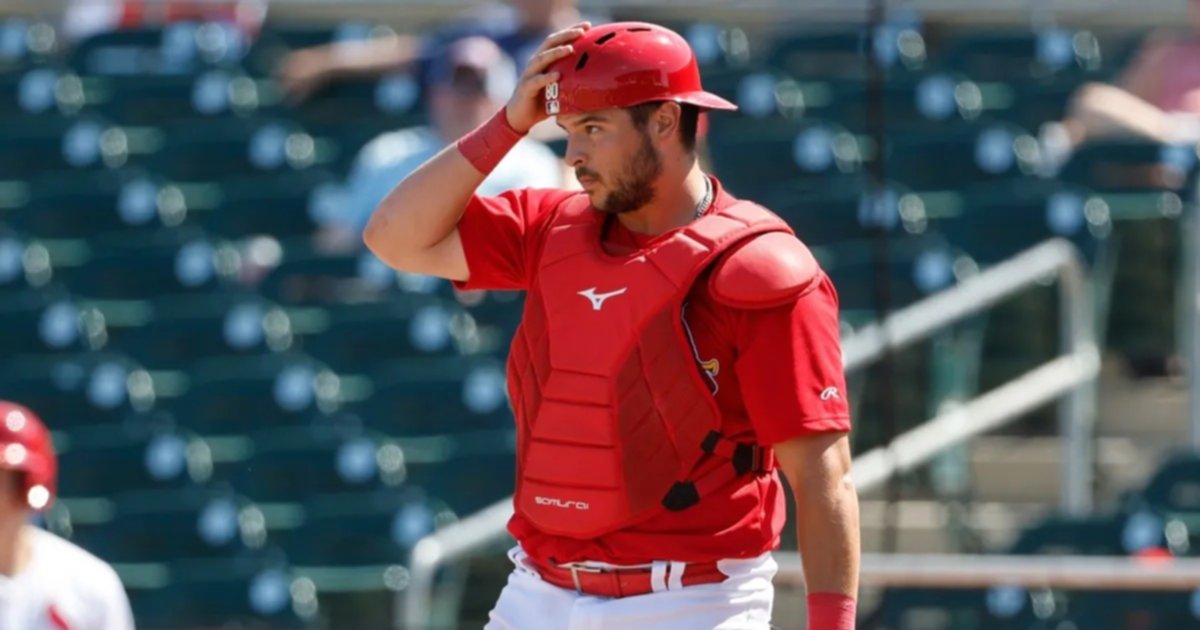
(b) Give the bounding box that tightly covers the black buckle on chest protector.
[662,481,700,511]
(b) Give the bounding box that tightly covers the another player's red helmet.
[545,22,737,117]
[0,400,56,511]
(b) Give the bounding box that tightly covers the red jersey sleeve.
[453,187,575,291]
[733,273,852,445]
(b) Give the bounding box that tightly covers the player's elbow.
[362,211,411,271]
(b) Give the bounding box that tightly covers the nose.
[564,138,587,169]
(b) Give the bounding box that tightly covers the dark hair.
[627,101,700,152]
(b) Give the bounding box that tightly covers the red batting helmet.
[0,401,56,511]
[545,22,737,117]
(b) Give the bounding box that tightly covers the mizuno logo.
[577,287,627,311]
[820,387,840,401]
[535,496,590,510]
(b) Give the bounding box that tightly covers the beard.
[580,133,662,215]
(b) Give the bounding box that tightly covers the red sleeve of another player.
[453,188,573,291]
[734,273,852,445]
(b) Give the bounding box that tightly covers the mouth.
[577,176,598,189]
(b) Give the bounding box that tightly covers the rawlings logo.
[535,496,590,510]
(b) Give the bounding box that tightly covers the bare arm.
[775,432,860,597]
[277,35,421,102]
[1115,35,1171,104]
[361,24,589,281]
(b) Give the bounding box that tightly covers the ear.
[651,102,683,143]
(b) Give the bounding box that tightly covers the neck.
[0,516,29,578]
[615,162,710,236]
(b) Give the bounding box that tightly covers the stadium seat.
[258,247,406,306]
[0,228,55,291]
[155,118,333,180]
[119,292,295,370]
[281,488,449,568]
[52,228,236,300]
[132,554,316,630]
[300,297,467,371]
[354,355,511,436]
[0,288,108,357]
[706,117,864,200]
[6,170,186,239]
[765,24,926,80]
[0,352,157,430]
[199,170,338,239]
[68,485,267,565]
[56,422,214,498]
[67,22,249,76]
[883,121,1038,190]
[935,28,1110,82]
[1058,140,1198,194]
[0,115,135,178]
[167,352,343,436]
[760,180,927,247]
[231,423,404,504]
[93,70,263,125]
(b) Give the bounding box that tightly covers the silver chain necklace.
[693,176,713,220]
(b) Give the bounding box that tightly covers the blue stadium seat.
[354,355,510,436]
[52,228,236,300]
[6,170,185,239]
[0,352,157,430]
[707,117,864,200]
[231,423,404,504]
[300,297,467,371]
[132,555,316,630]
[119,292,295,370]
[200,170,338,239]
[280,488,448,568]
[883,121,1038,190]
[167,353,343,435]
[0,289,107,357]
[68,22,249,76]
[258,247,405,306]
[57,422,214,498]
[155,118,333,180]
[765,24,927,80]
[69,486,268,564]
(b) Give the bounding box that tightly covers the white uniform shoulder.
[28,528,136,630]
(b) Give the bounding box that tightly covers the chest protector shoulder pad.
[508,195,792,538]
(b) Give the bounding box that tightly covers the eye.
[585,125,601,135]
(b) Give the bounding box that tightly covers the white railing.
[400,238,1099,629]
[781,554,1200,591]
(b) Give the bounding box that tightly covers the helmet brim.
[672,90,738,111]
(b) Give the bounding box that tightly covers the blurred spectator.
[315,36,563,253]
[275,0,598,103]
[0,400,134,630]
[62,0,267,42]
[1041,0,1200,171]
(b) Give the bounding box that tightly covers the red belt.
[527,557,727,598]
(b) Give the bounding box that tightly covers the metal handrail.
[400,238,1099,629]
[785,554,1200,591]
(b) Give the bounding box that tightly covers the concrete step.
[968,435,1156,504]
[1095,372,1188,443]
[858,499,1045,554]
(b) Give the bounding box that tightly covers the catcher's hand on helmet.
[504,22,591,134]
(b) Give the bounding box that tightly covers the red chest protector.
[508,195,791,538]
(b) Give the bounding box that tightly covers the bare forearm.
[317,36,420,79]
[795,476,860,595]
[363,143,485,265]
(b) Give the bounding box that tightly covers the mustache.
[575,169,600,181]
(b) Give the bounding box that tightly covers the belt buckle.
[565,564,603,594]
